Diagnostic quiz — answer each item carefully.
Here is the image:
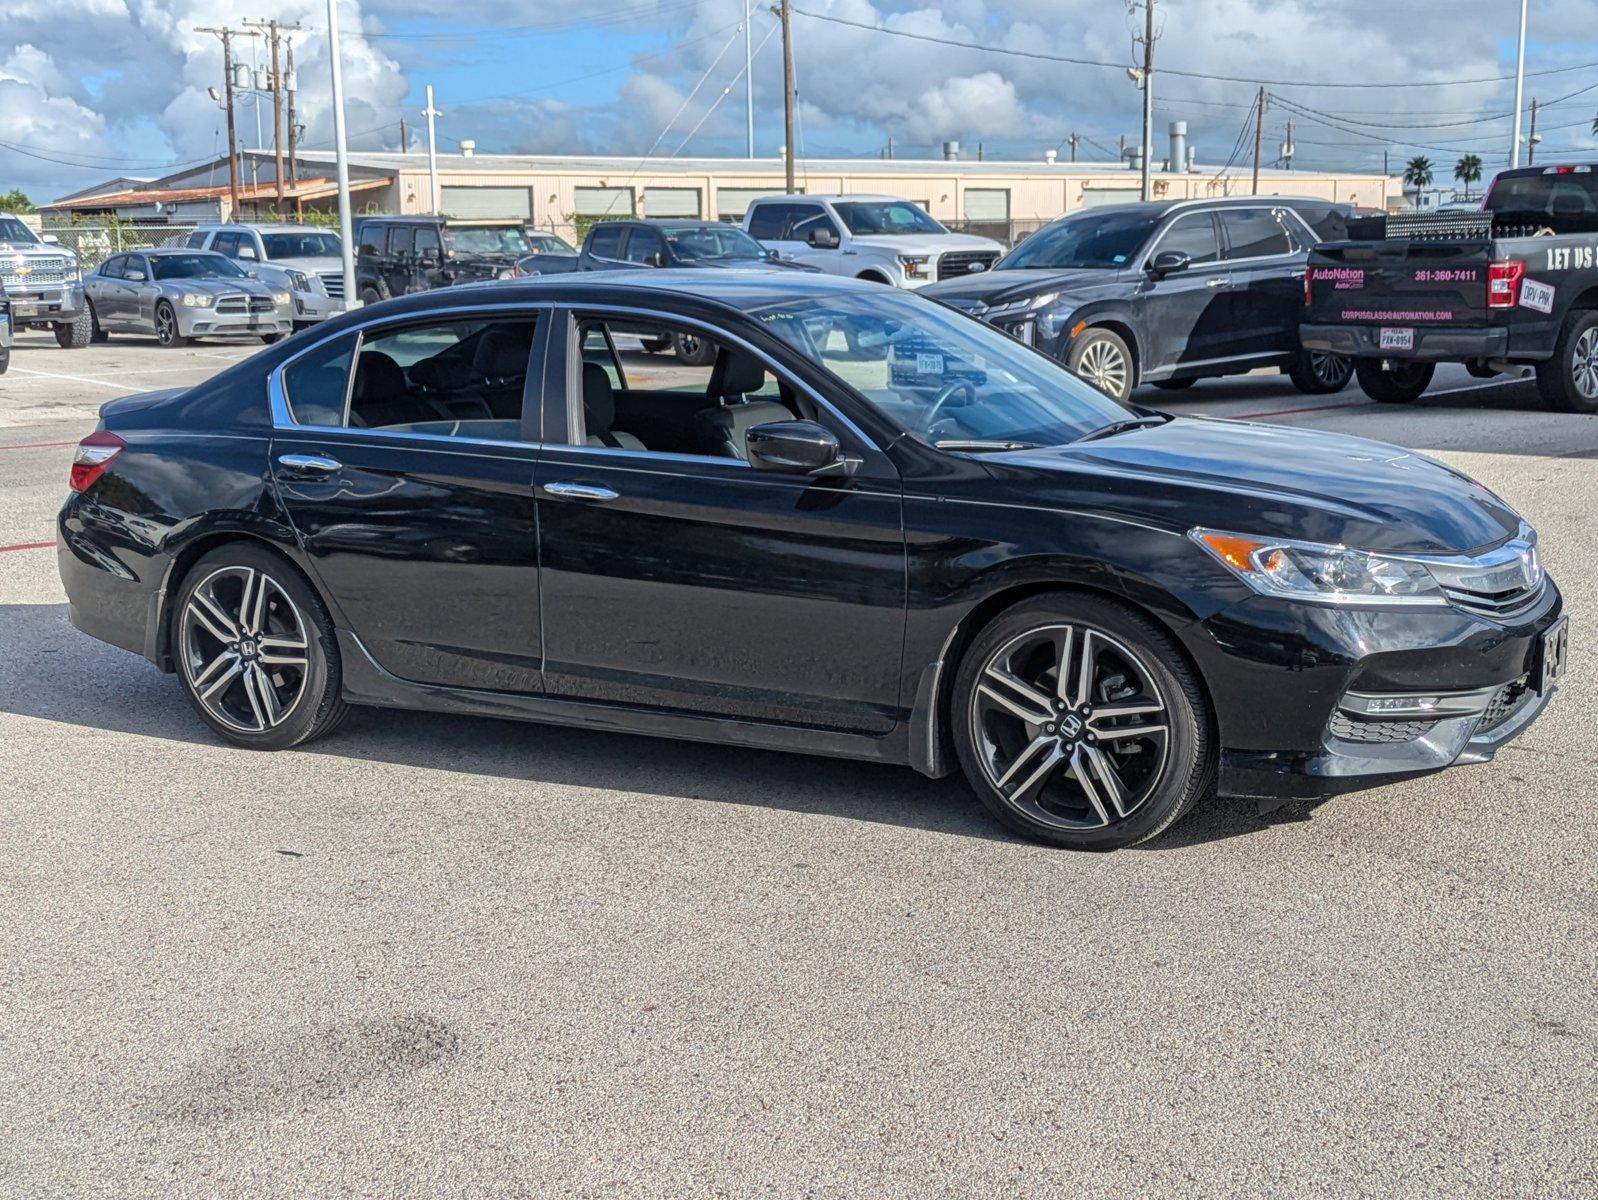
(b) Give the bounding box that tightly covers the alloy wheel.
[1311,352,1352,388]
[178,565,311,734]
[969,623,1169,830]
[1077,339,1130,398]
[1573,327,1598,400]
[156,305,177,346]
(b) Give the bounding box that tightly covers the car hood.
[922,267,1124,307]
[270,255,342,272]
[849,231,1005,255]
[985,417,1521,555]
[160,277,277,297]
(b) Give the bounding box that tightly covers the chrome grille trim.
[1399,525,1546,621]
[936,251,1000,281]
[319,271,345,299]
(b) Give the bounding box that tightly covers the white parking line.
[6,367,136,391]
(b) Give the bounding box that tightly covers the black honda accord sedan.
[58,272,1567,850]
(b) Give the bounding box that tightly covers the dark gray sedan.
[83,249,294,347]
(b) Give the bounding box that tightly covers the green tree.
[1403,155,1434,202]
[0,188,34,214]
[1453,153,1483,199]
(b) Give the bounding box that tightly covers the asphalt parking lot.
[1,328,1594,1197]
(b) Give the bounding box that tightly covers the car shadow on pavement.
[0,602,1285,850]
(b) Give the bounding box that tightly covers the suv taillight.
[1303,264,1313,307]
[70,432,125,492]
[1487,259,1525,309]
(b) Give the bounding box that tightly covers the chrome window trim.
[1136,204,1303,272]
[563,301,884,459]
[266,299,556,447]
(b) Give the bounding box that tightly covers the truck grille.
[319,271,344,299]
[215,294,275,314]
[937,251,1000,281]
[0,258,73,286]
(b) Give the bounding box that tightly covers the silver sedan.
[82,249,294,347]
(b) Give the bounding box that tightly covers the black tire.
[171,543,349,750]
[1287,351,1354,395]
[1534,308,1598,414]
[359,286,382,309]
[673,331,716,366]
[88,300,109,343]
[154,301,190,348]
[55,308,93,349]
[1354,358,1433,403]
[1067,327,1135,401]
[1151,377,1195,391]
[951,592,1213,851]
[261,332,287,345]
[640,336,670,354]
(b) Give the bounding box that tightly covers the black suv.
[923,197,1355,400]
[352,216,531,305]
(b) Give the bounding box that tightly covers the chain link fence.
[38,225,198,272]
[941,217,1053,248]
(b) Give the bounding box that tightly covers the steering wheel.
[923,379,977,431]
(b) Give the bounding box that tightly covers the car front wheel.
[1068,328,1135,401]
[1288,351,1353,395]
[673,332,716,366]
[154,301,190,348]
[172,544,349,750]
[951,593,1213,850]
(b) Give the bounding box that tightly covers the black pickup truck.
[1301,163,1598,412]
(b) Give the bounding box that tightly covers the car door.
[267,305,550,692]
[622,226,665,268]
[123,255,161,329]
[1135,210,1230,374]
[383,226,414,296]
[533,306,907,733]
[87,256,128,326]
[413,225,444,290]
[1216,207,1303,360]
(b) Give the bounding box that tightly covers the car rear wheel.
[1535,309,1598,414]
[154,301,190,348]
[1354,358,1433,403]
[1288,351,1353,395]
[172,544,349,750]
[87,300,109,343]
[673,332,716,366]
[1068,328,1135,401]
[951,593,1213,851]
[55,309,93,349]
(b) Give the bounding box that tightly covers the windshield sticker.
[1520,278,1556,314]
[1112,254,1127,264]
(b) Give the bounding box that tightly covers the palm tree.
[1403,155,1434,205]
[1454,153,1483,199]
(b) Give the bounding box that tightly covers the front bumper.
[1192,581,1566,801]
[175,307,294,337]
[7,281,85,326]
[291,292,346,322]
[1300,321,1514,361]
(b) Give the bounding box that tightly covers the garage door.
[440,186,532,220]
[1078,188,1141,210]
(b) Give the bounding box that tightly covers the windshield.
[261,231,342,259]
[445,226,532,255]
[151,253,248,280]
[831,201,946,236]
[752,291,1130,447]
[0,217,42,245]
[529,233,575,253]
[662,224,768,263]
[998,211,1159,270]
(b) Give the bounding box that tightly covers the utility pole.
[743,0,755,157]
[1510,0,1529,166]
[1527,97,1539,164]
[779,0,796,193]
[424,86,443,215]
[1137,0,1155,202]
[399,115,408,154]
[1068,132,1079,163]
[325,0,357,306]
[244,19,301,216]
[886,133,893,160]
[286,41,299,193]
[1251,85,1267,194]
[196,27,253,216]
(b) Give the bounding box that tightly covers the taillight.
[1487,259,1525,309]
[1303,264,1313,307]
[69,431,125,492]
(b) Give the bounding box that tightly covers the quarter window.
[1219,209,1294,259]
[281,332,358,426]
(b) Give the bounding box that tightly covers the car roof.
[760,194,911,205]
[139,247,227,256]
[195,222,330,232]
[1036,195,1341,225]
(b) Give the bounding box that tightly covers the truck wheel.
[55,309,93,349]
[359,287,382,309]
[154,301,191,348]
[1535,309,1598,414]
[672,332,716,367]
[1287,351,1353,395]
[1354,359,1433,403]
[640,336,670,354]
[1068,328,1135,401]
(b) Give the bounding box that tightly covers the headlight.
[285,269,312,292]
[983,290,1060,318]
[1190,528,1447,607]
[898,254,930,279]
[271,292,292,307]
[180,293,214,308]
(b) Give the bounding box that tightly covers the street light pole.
[1510,0,1529,167]
[744,0,754,158]
[325,0,357,307]
[424,86,442,215]
[1139,0,1155,202]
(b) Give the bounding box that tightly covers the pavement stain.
[148,1013,461,1124]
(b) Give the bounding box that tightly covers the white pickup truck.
[742,195,1003,289]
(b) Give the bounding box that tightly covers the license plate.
[12,302,36,318]
[1539,617,1570,694]
[1379,327,1415,351]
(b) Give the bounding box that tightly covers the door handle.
[1205,277,1230,288]
[277,452,342,477]
[542,481,619,502]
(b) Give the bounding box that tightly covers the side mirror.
[126,269,147,282]
[42,233,61,244]
[1147,249,1191,278]
[244,269,259,279]
[642,250,665,268]
[766,247,780,262]
[806,225,841,250]
[746,420,856,476]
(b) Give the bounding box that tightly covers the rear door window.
[1219,209,1294,260]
